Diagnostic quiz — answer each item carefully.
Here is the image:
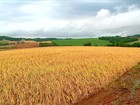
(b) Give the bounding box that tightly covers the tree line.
[99,36,140,47]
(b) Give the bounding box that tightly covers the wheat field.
[0,47,140,105]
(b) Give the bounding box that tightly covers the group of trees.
[107,42,140,47]
[99,36,138,43]
[83,42,92,46]
[39,42,57,47]
[99,36,140,47]
[133,34,140,38]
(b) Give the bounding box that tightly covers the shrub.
[132,42,140,47]
[83,42,91,46]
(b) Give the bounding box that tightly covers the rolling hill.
[52,38,111,46]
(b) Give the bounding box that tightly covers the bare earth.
[76,64,140,105]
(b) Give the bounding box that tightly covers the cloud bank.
[0,0,140,37]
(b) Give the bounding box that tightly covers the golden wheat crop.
[0,47,140,105]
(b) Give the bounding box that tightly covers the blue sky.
[0,0,140,38]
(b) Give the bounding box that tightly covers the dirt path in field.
[76,64,140,105]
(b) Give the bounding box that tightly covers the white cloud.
[0,1,140,37]
[128,4,138,11]
[99,8,140,29]
[71,5,140,36]
[96,9,110,18]
[18,1,56,16]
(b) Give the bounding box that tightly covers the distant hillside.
[0,35,140,47]
[0,36,59,42]
[52,38,111,46]
[0,36,22,41]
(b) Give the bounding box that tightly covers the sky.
[0,0,140,38]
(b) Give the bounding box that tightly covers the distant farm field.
[0,47,140,105]
[52,38,111,46]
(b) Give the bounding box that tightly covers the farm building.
[40,41,53,44]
